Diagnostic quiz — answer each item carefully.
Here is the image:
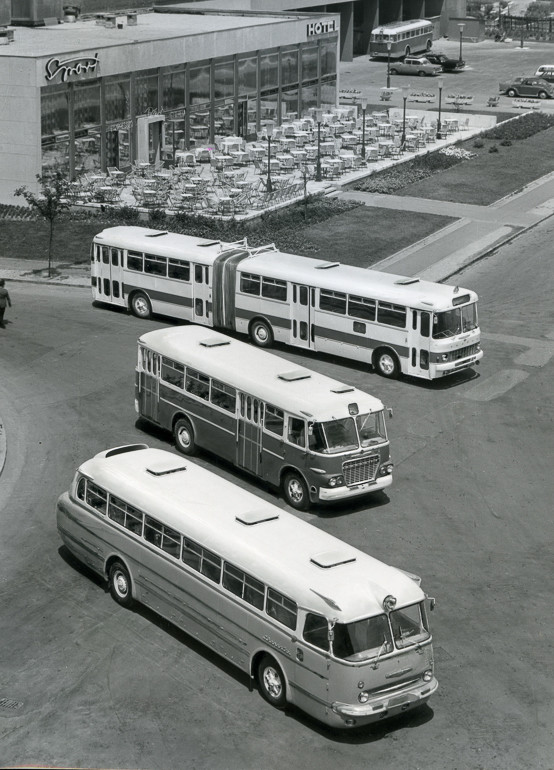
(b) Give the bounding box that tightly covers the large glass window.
[301,45,319,81]
[214,59,235,100]
[320,39,337,78]
[260,51,279,90]
[162,65,185,110]
[73,82,101,129]
[300,83,318,112]
[189,63,210,106]
[41,86,69,138]
[136,69,159,115]
[320,78,337,110]
[281,48,299,85]
[238,55,257,95]
[214,101,235,137]
[190,109,210,146]
[104,75,131,122]
[281,87,299,120]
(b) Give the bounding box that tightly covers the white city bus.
[56,443,438,729]
[369,19,434,59]
[91,226,483,381]
[136,325,393,511]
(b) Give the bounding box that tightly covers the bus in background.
[57,443,438,729]
[369,20,434,59]
[92,226,483,381]
[136,325,393,511]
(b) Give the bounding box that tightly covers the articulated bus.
[369,20,434,59]
[136,325,393,511]
[57,443,438,729]
[91,226,483,381]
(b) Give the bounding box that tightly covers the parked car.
[424,52,465,72]
[389,56,442,77]
[498,76,554,99]
[534,65,554,83]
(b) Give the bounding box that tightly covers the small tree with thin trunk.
[14,172,71,278]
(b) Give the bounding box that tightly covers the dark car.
[424,52,465,72]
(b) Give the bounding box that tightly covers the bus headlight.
[327,475,345,487]
[423,669,433,682]
[441,353,449,361]
[379,464,393,476]
[358,691,370,703]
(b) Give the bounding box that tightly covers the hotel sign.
[45,53,99,83]
[307,19,336,36]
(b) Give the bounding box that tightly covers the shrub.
[483,112,554,141]
[500,139,512,146]
[118,205,140,223]
[148,208,167,226]
[489,145,499,153]
[473,139,485,148]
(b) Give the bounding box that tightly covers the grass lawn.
[395,127,554,205]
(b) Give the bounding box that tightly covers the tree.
[14,172,72,278]
[524,1,553,17]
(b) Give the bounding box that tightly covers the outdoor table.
[341,132,358,146]
[339,152,356,168]
[293,131,309,144]
[378,123,393,137]
[279,137,296,149]
[90,175,107,186]
[320,141,336,156]
[444,119,459,133]
[304,145,318,160]
[230,151,248,165]
[372,111,388,121]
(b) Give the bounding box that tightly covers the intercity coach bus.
[136,325,393,511]
[91,226,483,381]
[56,443,438,729]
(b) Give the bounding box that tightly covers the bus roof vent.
[199,337,231,348]
[278,370,311,382]
[146,460,188,476]
[105,443,149,458]
[145,231,168,238]
[236,510,280,526]
[310,550,356,569]
[395,277,420,285]
[315,262,340,270]
[198,240,221,247]
[330,384,355,394]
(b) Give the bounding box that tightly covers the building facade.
[0,6,339,202]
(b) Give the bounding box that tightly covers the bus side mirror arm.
[428,597,436,611]
[387,407,393,419]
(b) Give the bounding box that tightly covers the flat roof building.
[0,6,339,202]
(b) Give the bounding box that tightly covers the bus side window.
[288,417,305,447]
[144,516,163,548]
[194,264,203,284]
[267,588,297,630]
[86,482,107,515]
[303,612,330,651]
[111,248,119,267]
[264,405,284,436]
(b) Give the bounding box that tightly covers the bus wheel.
[130,292,152,319]
[374,349,400,379]
[174,417,196,456]
[250,319,274,348]
[389,67,398,75]
[283,472,310,511]
[109,561,134,608]
[257,654,287,709]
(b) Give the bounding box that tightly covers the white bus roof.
[240,250,478,312]
[371,19,432,34]
[138,326,385,422]
[94,226,247,266]
[79,445,423,620]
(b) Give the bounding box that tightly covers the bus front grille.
[452,343,479,361]
[342,456,379,487]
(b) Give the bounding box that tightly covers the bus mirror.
[387,407,393,419]
[428,597,436,611]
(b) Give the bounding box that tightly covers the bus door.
[236,394,263,476]
[294,611,332,717]
[193,263,212,326]
[408,310,431,377]
[139,348,160,423]
[291,284,314,349]
[95,245,126,307]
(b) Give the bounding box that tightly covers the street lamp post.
[436,77,444,139]
[386,41,392,89]
[360,97,368,159]
[266,125,274,193]
[458,23,465,64]
[315,108,323,182]
[401,86,409,145]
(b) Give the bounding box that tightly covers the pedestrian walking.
[0,278,12,328]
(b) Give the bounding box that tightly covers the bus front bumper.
[318,473,392,502]
[332,677,438,726]
[434,349,483,376]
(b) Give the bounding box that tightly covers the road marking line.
[465,369,529,401]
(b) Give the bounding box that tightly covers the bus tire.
[249,318,274,348]
[257,654,287,709]
[130,291,152,319]
[389,67,398,75]
[283,472,310,511]
[174,417,196,456]
[109,561,134,608]
[374,348,400,379]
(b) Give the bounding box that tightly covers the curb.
[0,416,6,479]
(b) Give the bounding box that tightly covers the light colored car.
[499,76,554,99]
[534,65,554,83]
[389,56,443,77]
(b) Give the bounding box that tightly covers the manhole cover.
[0,697,24,715]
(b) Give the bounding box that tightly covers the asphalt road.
[0,215,552,769]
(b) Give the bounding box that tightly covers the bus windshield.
[433,303,478,338]
[309,412,386,454]
[390,602,430,648]
[333,614,393,661]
